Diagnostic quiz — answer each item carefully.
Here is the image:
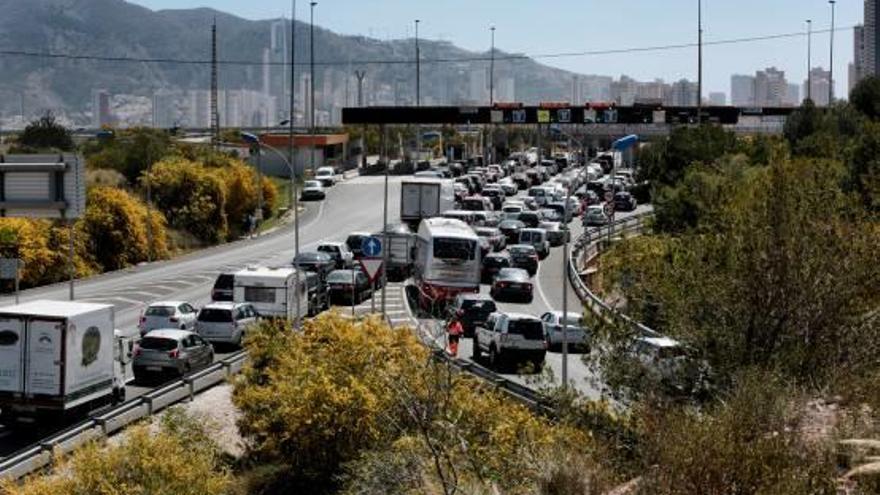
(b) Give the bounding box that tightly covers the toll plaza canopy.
[342,104,797,126]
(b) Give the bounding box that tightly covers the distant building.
[668,79,699,106]
[151,90,178,128]
[581,75,613,102]
[496,77,515,102]
[804,67,832,106]
[731,74,755,106]
[611,75,639,106]
[852,24,867,94]
[468,67,489,104]
[92,89,112,128]
[637,79,667,102]
[709,92,726,105]
[754,67,787,107]
[866,0,879,77]
[785,83,801,106]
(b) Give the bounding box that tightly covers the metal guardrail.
[0,351,248,481]
[568,213,661,338]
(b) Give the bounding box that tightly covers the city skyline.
[128,0,864,98]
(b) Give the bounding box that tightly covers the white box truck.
[0,301,129,425]
[234,266,308,320]
[400,179,455,226]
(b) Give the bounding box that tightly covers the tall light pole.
[308,2,317,177]
[697,0,703,122]
[415,19,421,165]
[490,26,496,105]
[289,0,302,329]
[807,19,813,102]
[415,19,421,106]
[355,70,366,107]
[829,0,836,105]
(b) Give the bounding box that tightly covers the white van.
[233,266,308,321]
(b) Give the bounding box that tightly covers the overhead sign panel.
[0,154,85,219]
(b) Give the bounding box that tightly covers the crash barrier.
[0,351,248,481]
[568,212,660,338]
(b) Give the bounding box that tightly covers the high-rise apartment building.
[785,83,801,106]
[866,0,879,76]
[805,67,832,106]
[92,90,112,128]
[669,79,699,106]
[754,67,787,107]
[731,74,755,106]
[152,90,178,128]
[611,76,639,105]
[853,25,866,93]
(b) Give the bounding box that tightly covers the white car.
[301,180,325,201]
[473,313,546,371]
[317,242,354,269]
[583,205,610,227]
[315,166,336,187]
[139,301,198,336]
[540,311,589,352]
[195,302,260,347]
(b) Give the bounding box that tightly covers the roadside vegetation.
[0,120,280,289]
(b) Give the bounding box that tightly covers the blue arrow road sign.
[361,236,383,258]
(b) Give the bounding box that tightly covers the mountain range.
[0,0,583,124]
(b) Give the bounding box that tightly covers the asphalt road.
[0,174,405,457]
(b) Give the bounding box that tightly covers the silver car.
[138,301,198,336]
[541,311,590,352]
[195,302,260,347]
[133,329,214,380]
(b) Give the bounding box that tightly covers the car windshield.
[461,299,497,313]
[305,181,321,188]
[498,269,527,281]
[509,246,535,255]
[145,306,174,317]
[198,308,233,323]
[139,336,179,351]
[318,245,339,254]
[433,238,476,260]
[214,274,234,289]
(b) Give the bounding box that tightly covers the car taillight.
[530,255,539,261]
[456,309,464,317]
[168,349,179,358]
[133,345,142,357]
[498,282,508,288]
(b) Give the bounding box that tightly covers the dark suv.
[450,294,497,337]
[211,273,234,301]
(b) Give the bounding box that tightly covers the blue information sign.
[361,236,383,258]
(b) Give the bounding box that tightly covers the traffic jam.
[157,150,637,380]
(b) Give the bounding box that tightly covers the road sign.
[359,259,384,284]
[361,236,383,258]
[0,259,19,280]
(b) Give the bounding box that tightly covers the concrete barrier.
[188,367,227,395]
[143,383,190,415]
[47,424,104,457]
[0,447,51,481]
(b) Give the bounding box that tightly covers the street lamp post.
[289,0,302,329]
[829,0,836,105]
[415,19,421,166]
[808,20,814,102]
[241,133,302,325]
[310,2,317,175]
[490,26,496,105]
[697,0,703,123]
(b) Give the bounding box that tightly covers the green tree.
[84,128,172,184]
[849,121,880,212]
[638,125,738,187]
[850,76,880,121]
[16,112,74,151]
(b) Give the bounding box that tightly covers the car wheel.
[489,346,500,369]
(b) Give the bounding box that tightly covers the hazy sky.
[129,0,863,98]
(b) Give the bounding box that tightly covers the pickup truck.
[472,312,546,371]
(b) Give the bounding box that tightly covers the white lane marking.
[534,262,555,312]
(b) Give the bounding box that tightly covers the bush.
[85,168,127,189]
[634,372,838,495]
[234,314,609,493]
[0,409,231,495]
[79,186,169,271]
[84,128,172,184]
[0,219,96,288]
[144,158,228,244]
[16,112,74,151]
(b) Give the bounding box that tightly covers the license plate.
[146,366,162,372]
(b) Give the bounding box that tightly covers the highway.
[416,204,652,399]
[0,174,405,457]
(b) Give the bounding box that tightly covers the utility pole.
[807,19,813,102]
[210,18,220,149]
[310,2,317,175]
[829,0,836,105]
[415,19,421,166]
[697,0,703,123]
[290,0,302,329]
[490,26,496,105]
